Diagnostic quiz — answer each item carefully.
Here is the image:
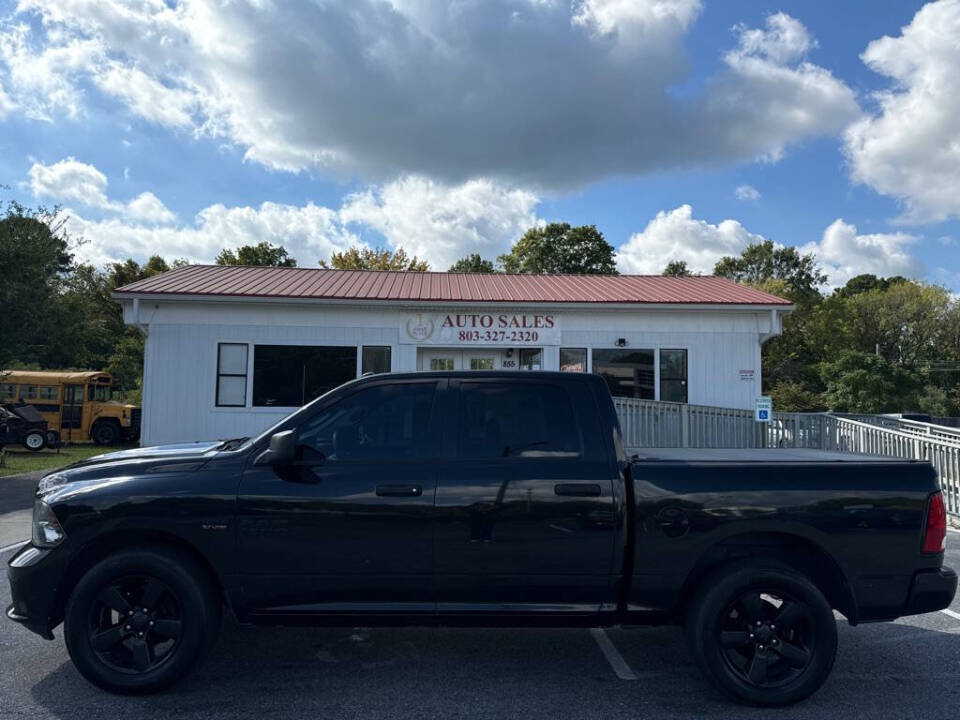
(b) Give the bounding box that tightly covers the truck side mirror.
[255,429,297,466]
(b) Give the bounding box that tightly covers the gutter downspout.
[759,308,781,344]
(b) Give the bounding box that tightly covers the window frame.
[591,347,656,400]
[216,342,249,408]
[659,348,688,404]
[361,345,392,375]
[559,347,587,373]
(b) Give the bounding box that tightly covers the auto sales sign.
[401,312,560,346]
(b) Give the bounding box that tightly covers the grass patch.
[0,443,136,477]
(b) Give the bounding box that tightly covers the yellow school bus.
[0,370,141,445]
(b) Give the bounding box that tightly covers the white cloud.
[735,184,761,201]
[125,192,177,225]
[340,177,539,269]
[1,2,858,187]
[0,80,14,118]
[33,160,538,270]
[615,204,764,274]
[800,219,922,287]
[845,0,960,223]
[29,157,112,208]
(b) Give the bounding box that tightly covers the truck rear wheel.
[685,560,837,706]
[64,548,221,694]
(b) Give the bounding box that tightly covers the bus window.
[88,385,111,402]
[38,386,58,401]
[0,384,15,400]
[21,385,38,400]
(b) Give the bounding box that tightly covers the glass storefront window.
[429,357,455,371]
[591,349,655,399]
[519,348,542,370]
[660,349,688,403]
[253,345,357,406]
[469,357,496,370]
[559,348,586,372]
[362,346,391,374]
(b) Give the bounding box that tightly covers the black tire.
[22,430,46,452]
[64,548,221,694]
[685,560,837,706]
[91,421,119,446]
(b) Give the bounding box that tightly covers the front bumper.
[904,566,958,616]
[6,543,64,640]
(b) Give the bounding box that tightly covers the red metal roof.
[114,265,792,306]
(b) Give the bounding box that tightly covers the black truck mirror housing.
[255,429,297,466]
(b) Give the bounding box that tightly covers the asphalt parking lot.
[2,477,960,719]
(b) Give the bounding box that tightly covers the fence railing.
[612,397,960,518]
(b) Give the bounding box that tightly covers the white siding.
[131,300,775,445]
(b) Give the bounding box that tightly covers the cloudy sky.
[1,0,959,290]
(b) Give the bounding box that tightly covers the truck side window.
[458,382,581,459]
[297,382,437,462]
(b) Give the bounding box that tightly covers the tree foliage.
[216,242,296,267]
[662,260,693,277]
[714,240,825,306]
[321,246,429,271]
[820,351,922,414]
[449,254,496,273]
[498,223,617,275]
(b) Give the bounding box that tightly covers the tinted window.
[458,382,580,459]
[253,345,357,407]
[592,349,654,399]
[559,347,586,372]
[361,346,391,374]
[298,382,437,461]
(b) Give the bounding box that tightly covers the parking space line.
[590,628,638,680]
[941,609,960,621]
[0,540,27,554]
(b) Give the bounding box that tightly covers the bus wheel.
[92,421,120,446]
[23,431,47,452]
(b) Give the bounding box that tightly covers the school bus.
[0,370,141,445]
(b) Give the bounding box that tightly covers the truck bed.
[629,447,920,463]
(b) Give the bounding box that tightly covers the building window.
[519,348,543,370]
[20,385,38,400]
[469,357,496,370]
[591,349,655,399]
[216,343,248,407]
[430,357,455,371]
[362,346,392,374]
[660,349,688,403]
[457,382,581,459]
[253,345,356,407]
[560,348,587,372]
[0,384,16,400]
[38,386,58,401]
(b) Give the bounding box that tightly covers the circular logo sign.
[405,314,435,341]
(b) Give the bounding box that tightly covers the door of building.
[419,349,500,371]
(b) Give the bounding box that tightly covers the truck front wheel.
[64,548,221,694]
[685,560,837,706]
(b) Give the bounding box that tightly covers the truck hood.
[79,441,223,466]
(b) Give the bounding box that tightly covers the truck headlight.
[32,499,66,548]
[37,472,69,495]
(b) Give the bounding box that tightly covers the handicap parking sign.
[755,396,772,423]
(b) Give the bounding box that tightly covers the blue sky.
[1,0,958,291]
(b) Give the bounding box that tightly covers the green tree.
[498,223,617,275]
[0,202,73,368]
[714,240,825,306]
[321,246,429,271]
[216,242,296,267]
[820,351,922,413]
[662,260,693,277]
[767,380,825,412]
[449,254,496,273]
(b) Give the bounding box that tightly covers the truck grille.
[130,408,142,429]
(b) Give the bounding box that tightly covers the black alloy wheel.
[685,560,837,706]
[64,548,221,694]
[92,421,118,446]
[87,575,183,674]
[717,589,814,689]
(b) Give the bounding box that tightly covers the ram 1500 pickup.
[7,371,956,704]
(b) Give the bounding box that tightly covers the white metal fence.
[613,397,960,517]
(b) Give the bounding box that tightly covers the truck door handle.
[376,484,423,497]
[554,483,602,497]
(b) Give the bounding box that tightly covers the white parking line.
[941,608,960,621]
[0,540,27,554]
[590,628,638,680]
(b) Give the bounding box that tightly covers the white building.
[114,265,792,446]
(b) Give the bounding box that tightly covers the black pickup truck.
[6,371,956,704]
